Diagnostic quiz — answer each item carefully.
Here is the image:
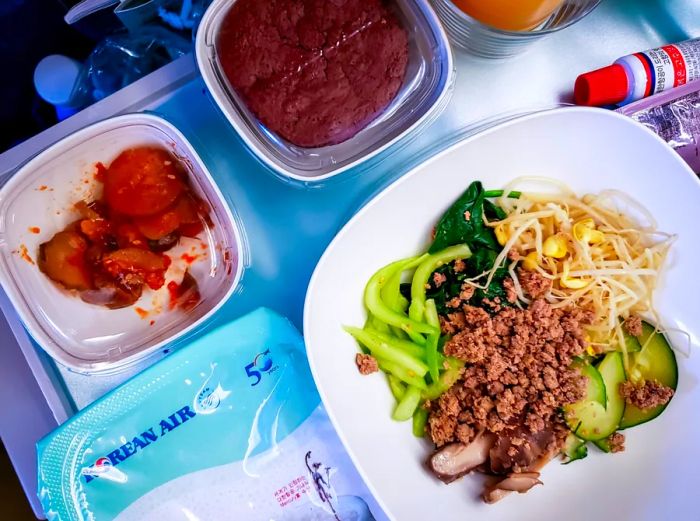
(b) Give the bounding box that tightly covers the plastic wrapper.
[617,79,700,174]
[85,25,190,101]
[37,308,380,520]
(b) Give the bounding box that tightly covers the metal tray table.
[1,1,697,516]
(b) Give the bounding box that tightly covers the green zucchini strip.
[364,256,436,338]
[423,357,465,400]
[393,386,423,421]
[345,327,428,376]
[362,328,425,359]
[387,374,406,401]
[412,407,429,437]
[408,244,471,324]
[378,359,427,390]
[424,299,441,382]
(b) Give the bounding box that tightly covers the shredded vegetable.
[480,178,674,369]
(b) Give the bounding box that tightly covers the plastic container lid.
[195,0,455,183]
[0,113,247,374]
[574,63,629,107]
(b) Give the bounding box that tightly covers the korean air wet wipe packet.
[37,308,381,520]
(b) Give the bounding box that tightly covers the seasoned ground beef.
[517,269,552,299]
[503,277,517,304]
[459,282,475,301]
[433,272,447,288]
[355,353,379,375]
[607,432,625,453]
[624,314,643,337]
[441,281,479,313]
[217,0,408,147]
[428,299,592,472]
[619,380,674,410]
[445,297,462,310]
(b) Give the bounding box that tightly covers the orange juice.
[452,0,565,31]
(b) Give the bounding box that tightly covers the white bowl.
[0,113,246,374]
[304,107,700,521]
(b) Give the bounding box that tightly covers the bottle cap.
[574,64,629,107]
[33,54,82,106]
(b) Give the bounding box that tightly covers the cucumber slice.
[619,322,678,429]
[562,433,588,464]
[565,353,626,441]
[564,362,606,434]
[622,330,642,353]
[593,438,611,453]
[577,358,607,404]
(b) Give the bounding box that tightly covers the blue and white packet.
[37,308,380,520]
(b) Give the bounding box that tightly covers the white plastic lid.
[64,0,120,24]
[33,54,82,106]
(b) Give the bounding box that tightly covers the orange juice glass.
[452,0,565,31]
[431,0,601,58]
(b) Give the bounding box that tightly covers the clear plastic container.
[195,0,455,184]
[431,0,601,58]
[0,113,247,374]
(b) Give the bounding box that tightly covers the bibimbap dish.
[346,178,680,503]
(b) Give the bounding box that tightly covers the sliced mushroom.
[489,426,557,474]
[80,272,143,309]
[482,487,510,504]
[495,472,542,491]
[80,282,142,309]
[482,445,557,504]
[428,432,496,484]
[528,447,559,472]
[482,472,542,504]
[147,232,180,252]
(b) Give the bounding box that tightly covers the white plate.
[304,107,700,521]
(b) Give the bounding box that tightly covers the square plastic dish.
[0,113,247,375]
[195,0,455,184]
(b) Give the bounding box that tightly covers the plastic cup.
[431,0,602,58]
